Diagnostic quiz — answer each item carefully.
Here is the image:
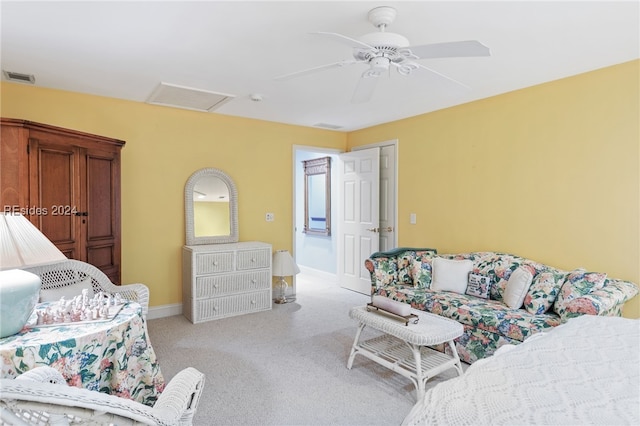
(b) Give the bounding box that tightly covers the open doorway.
[292,140,397,297]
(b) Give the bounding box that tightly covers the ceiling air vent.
[313,122,343,130]
[146,82,234,112]
[2,70,35,84]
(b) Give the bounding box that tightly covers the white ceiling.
[1,1,638,132]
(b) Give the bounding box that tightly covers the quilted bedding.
[402,315,640,425]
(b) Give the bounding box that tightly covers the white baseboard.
[148,303,182,320]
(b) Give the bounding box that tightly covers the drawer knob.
[251,279,256,284]
[214,284,219,289]
[251,258,256,262]
[251,300,256,304]
[213,261,219,266]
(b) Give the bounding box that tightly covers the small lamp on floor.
[272,250,300,304]
[0,213,67,338]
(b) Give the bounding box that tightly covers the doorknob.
[366,227,380,233]
[382,227,394,232]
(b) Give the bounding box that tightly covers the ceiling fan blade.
[274,60,361,81]
[414,63,470,89]
[351,73,379,104]
[407,40,490,59]
[312,31,375,50]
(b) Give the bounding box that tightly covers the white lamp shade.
[0,213,65,338]
[0,213,66,270]
[272,250,300,277]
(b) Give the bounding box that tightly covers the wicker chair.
[0,366,205,425]
[21,259,150,317]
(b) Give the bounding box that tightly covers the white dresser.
[182,242,272,323]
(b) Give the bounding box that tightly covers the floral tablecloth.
[0,302,165,406]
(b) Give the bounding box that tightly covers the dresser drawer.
[237,248,271,270]
[195,290,271,321]
[196,252,234,274]
[195,270,270,298]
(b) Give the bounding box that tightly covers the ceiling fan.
[276,6,490,103]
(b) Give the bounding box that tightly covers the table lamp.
[0,213,67,338]
[272,250,300,304]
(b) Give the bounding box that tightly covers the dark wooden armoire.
[1,118,124,284]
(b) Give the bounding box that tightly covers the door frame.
[291,145,343,294]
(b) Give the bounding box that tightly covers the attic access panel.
[146,82,234,112]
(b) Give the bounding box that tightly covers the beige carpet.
[147,275,465,426]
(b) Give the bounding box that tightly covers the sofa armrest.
[365,247,437,295]
[566,279,639,318]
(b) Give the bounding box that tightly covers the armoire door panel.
[87,244,114,269]
[84,149,120,282]
[59,248,76,259]
[29,141,80,248]
[86,154,115,238]
[0,126,29,208]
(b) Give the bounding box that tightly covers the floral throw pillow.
[523,270,565,315]
[410,250,436,288]
[553,269,607,321]
[397,251,414,286]
[465,273,491,299]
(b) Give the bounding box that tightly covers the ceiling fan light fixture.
[359,31,409,49]
[368,57,390,75]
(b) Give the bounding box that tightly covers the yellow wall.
[0,83,346,306]
[348,60,639,318]
[1,60,638,318]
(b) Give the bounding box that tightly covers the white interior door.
[338,148,380,294]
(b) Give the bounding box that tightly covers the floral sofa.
[364,248,639,364]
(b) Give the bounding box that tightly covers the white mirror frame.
[185,168,239,245]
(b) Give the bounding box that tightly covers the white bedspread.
[402,315,640,425]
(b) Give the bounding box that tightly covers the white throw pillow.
[503,267,533,309]
[431,258,473,294]
[40,278,94,302]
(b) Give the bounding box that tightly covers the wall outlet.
[266,212,274,222]
[410,213,416,224]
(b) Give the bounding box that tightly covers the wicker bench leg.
[347,322,366,369]
[407,343,425,400]
[447,340,464,376]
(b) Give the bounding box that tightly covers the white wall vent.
[313,122,343,130]
[146,82,234,112]
[2,70,35,84]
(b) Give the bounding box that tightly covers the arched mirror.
[185,168,238,245]
[303,156,331,236]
